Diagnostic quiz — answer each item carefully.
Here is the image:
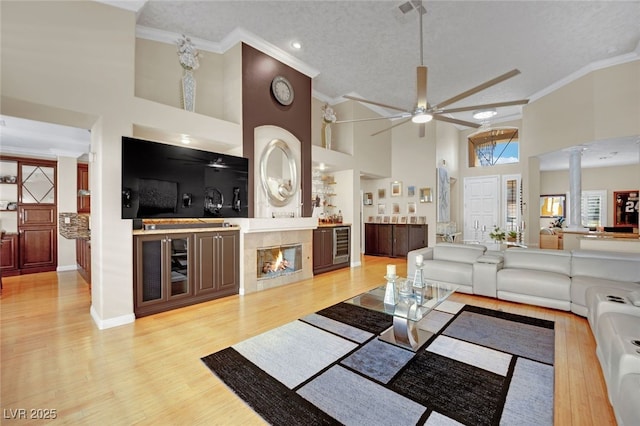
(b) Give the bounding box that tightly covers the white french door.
[463,176,500,243]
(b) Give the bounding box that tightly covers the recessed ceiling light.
[472,109,497,120]
[290,41,302,50]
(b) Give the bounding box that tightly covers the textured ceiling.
[2,0,639,169]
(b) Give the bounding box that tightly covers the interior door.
[463,176,500,243]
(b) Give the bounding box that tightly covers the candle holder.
[412,262,425,306]
[383,275,398,310]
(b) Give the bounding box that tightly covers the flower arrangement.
[177,35,200,71]
[489,226,506,242]
[321,104,337,124]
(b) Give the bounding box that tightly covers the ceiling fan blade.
[419,123,425,138]
[334,113,410,124]
[435,69,522,109]
[417,66,427,108]
[343,95,408,112]
[370,118,412,137]
[438,99,529,114]
[433,114,481,128]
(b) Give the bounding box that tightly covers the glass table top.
[346,280,457,323]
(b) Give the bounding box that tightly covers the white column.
[569,148,583,229]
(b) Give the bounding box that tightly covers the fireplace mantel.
[228,217,317,233]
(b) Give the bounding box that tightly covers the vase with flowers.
[321,104,337,150]
[489,226,506,243]
[177,35,201,112]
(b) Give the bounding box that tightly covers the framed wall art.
[540,194,565,218]
[391,181,402,197]
[419,187,433,203]
[407,185,415,197]
[614,190,639,227]
[378,188,386,199]
[377,203,386,215]
[392,203,400,214]
[407,201,416,214]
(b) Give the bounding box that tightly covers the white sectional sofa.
[406,244,640,425]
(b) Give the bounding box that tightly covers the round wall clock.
[271,75,294,106]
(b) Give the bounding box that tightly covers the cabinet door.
[135,236,166,306]
[408,225,428,251]
[313,228,333,270]
[392,224,408,257]
[77,163,90,213]
[217,232,239,293]
[195,231,238,296]
[377,224,393,256]
[19,205,55,226]
[167,235,191,299]
[364,224,378,255]
[19,227,56,270]
[1,234,19,272]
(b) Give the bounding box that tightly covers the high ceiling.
[2,0,639,170]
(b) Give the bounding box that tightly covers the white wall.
[57,156,78,271]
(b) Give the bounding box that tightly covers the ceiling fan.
[335,1,529,137]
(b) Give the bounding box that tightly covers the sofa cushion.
[423,260,473,287]
[432,243,486,264]
[571,250,640,283]
[503,249,572,276]
[498,269,571,301]
[616,374,640,426]
[572,277,640,314]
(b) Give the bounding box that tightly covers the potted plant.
[507,230,518,242]
[489,226,506,243]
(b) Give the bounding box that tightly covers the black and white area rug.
[201,301,555,426]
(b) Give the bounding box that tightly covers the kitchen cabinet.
[365,223,428,258]
[76,238,91,285]
[77,163,90,213]
[134,230,239,317]
[1,233,19,276]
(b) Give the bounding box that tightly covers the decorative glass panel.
[21,165,55,204]
[170,237,189,296]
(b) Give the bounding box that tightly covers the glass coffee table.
[346,280,457,351]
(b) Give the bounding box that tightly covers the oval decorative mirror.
[260,139,298,207]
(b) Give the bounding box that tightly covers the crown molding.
[136,25,320,78]
[529,48,640,103]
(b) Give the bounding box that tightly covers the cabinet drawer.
[19,205,56,226]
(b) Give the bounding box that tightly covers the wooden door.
[364,223,378,255]
[216,231,239,293]
[313,228,333,271]
[19,227,56,271]
[77,163,90,213]
[392,224,409,257]
[377,224,393,256]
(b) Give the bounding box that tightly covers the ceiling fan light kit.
[412,112,433,124]
[472,109,498,120]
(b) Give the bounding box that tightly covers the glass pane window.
[21,165,55,204]
[582,190,606,228]
[468,128,519,167]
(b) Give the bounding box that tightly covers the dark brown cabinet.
[1,233,19,276]
[194,231,239,297]
[365,223,428,258]
[76,238,91,285]
[18,205,57,272]
[313,226,350,275]
[77,163,90,213]
[134,230,239,317]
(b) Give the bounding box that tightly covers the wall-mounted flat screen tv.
[121,137,248,219]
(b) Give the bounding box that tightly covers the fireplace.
[257,244,302,280]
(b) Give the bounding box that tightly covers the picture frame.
[367,216,374,223]
[399,216,407,224]
[391,181,402,197]
[407,201,416,214]
[363,192,373,205]
[418,216,426,224]
[540,194,565,218]
[378,188,386,199]
[614,190,639,227]
[409,216,417,224]
[391,215,398,223]
[383,216,390,223]
[392,203,400,214]
[407,185,416,197]
[419,187,433,203]
[377,203,386,215]
[375,216,382,223]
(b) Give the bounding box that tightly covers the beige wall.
[57,156,78,270]
[540,164,639,228]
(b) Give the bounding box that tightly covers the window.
[502,175,522,231]
[468,127,519,167]
[565,190,607,228]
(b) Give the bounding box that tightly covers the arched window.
[468,127,519,167]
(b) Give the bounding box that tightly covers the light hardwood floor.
[1,256,616,425]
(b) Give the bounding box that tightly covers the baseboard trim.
[90,305,135,330]
[57,264,78,272]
